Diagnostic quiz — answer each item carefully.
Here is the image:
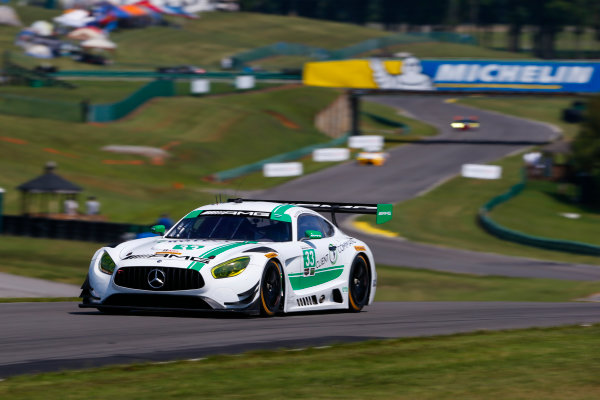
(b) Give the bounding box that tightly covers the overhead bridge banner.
[303,59,600,93]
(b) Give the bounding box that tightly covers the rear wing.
[228,198,393,226]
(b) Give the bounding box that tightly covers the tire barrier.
[478,174,600,256]
[209,134,350,182]
[2,215,150,244]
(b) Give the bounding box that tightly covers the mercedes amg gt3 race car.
[80,199,393,316]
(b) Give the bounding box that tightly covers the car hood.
[116,238,261,268]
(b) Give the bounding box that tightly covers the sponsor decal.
[172,244,205,250]
[337,238,356,254]
[304,59,600,93]
[124,253,211,263]
[201,210,270,217]
[328,244,338,264]
[155,251,182,255]
[342,286,348,293]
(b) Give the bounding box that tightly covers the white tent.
[81,37,117,50]
[53,9,95,28]
[30,20,54,36]
[25,44,53,59]
[67,27,106,41]
[0,6,22,27]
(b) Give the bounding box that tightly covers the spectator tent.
[17,162,82,216]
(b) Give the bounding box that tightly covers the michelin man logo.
[370,57,434,90]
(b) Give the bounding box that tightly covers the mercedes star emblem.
[148,268,166,289]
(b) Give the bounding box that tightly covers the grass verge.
[1,324,600,399]
[358,154,600,265]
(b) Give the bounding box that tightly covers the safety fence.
[88,79,174,122]
[2,215,150,243]
[51,70,302,80]
[230,32,477,67]
[209,134,350,182]
[478,173,600,256]
[0,93,84,122]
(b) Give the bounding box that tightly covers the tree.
[572,96,600,204]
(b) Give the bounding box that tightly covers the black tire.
[348,254,371,312]
[259,260,283,317]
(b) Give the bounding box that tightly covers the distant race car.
[156,65,206,75]
[356,150,387,166]
[80,199,393,316]
[451,116,480,130]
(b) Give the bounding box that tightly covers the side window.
[296,214,325,239]
[319,218,336,238]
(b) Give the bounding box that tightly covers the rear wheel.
[260,260,283,317]
[348,255,370,312]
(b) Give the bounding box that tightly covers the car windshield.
[166,215,292,242]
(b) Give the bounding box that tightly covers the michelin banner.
[303,58,600,93]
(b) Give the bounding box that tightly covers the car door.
[289,214,342,292]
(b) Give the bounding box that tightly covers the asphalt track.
[259,96,600,280]
[2,96,599,377]
[2,301,600,378]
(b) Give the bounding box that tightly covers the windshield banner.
[303,59,600,93]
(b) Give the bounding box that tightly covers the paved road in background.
[2,301,600,377]
[260,96,600,280]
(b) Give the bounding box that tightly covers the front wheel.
[348,255,371,312]
[259,260,283,317]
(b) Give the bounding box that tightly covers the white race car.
[80,199,393,316]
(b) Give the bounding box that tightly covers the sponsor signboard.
[235,75,255,90]
[263,162,303,177]
[348,135,384,150]
[304,58,600,93]
[313,148,350,162]
[191,79,210,94]
[461,164,502,180]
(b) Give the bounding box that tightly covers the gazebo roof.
[17,162,82,193]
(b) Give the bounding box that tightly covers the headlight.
[211,257,250,279]
[99,251,116,275]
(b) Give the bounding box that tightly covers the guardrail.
[88,79,174,122]
[478,173,600,256]
[209,134,350,182]
[51,70,302,80]
[361,111,411,133]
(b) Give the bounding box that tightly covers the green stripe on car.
[288,265,345,290]
[270,204,296,223]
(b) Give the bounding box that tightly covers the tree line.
[239,0,600,58]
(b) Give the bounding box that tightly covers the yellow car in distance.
[451,116,480,130]
[356,150,387,166]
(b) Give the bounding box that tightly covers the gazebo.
[17,162,82,216]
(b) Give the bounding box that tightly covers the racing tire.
[348,254,371,312]
[259,260,283,317]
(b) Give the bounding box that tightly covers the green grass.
[458,96,583,140]
[359,154,600,265]
[0,86,341,222]
[2,324,600,399]
[491,180,600,246]
[366,41,534,59]
[2,235,598,302]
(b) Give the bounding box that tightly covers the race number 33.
[303,249,316,276]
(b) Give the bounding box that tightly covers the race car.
[356,146,387,166]
[451,116,480,130]
[80,199,393,316]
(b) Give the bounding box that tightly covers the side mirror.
[304,230,323,240]
[150,225,166,235]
